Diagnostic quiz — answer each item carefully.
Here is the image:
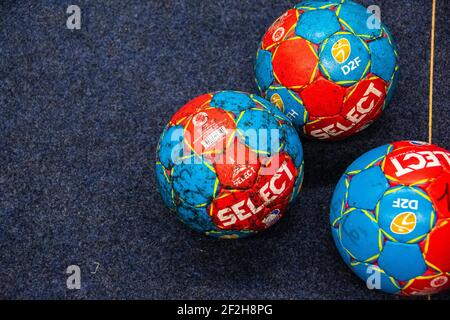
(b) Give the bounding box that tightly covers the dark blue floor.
[0,0,449,299]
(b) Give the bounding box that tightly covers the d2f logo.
[390,150,450,177]
[331,38,351,64]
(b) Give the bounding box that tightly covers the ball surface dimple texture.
[330,141,450,295]
[255,0,399,141]
[156,91,304,239]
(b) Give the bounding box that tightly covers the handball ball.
[155,91,304,239]
[330,141,450,295]
[255,0,399,141]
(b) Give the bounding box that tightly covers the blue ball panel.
[384,66,399,109]
[295,9,341,44]
[330,174,349,226]
[382,23,399,54]
[295,1,340,10]
[155,163,175,211]
[378,241,427,281]
[282,124,304,169]
[255,49,274,93]
[337,1,382,39]
[332,227,352,266]
[265,86,308,128]
[368,38,396,82]
[250,93,289,122]
[340,209,382,262]
[348,166,389,210]
[210,91,256,115]
[172,161,217,207]
[177,204,216,233]
[158,125,185,169]
[236,109,281,156]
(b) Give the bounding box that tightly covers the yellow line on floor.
[427,0,437,302]
[428,0,436,144]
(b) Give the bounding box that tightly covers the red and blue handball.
[255,0,399,140]
[155,91,304,239]
[331,141,450,295]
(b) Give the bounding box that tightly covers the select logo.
[390,212,417,235]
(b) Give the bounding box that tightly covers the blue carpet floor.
[0,0,449,299]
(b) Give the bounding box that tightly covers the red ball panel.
[402,273,450,296]
[425,221,450,272]
[170,93,212,125]
[213,138,260,190]
[272,37,319,88]
[262,9,299,51]
[300,76,346,117]
[185,107,236,155]
[426,170,450,220]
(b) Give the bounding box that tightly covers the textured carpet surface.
[0,0,449,299]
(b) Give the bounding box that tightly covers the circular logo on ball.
[270,93,284,111]
[272,27,285,42]
[390,212,417,234]
[331,38,351,64]
[192,112,208,127]
[431,276,449,288]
